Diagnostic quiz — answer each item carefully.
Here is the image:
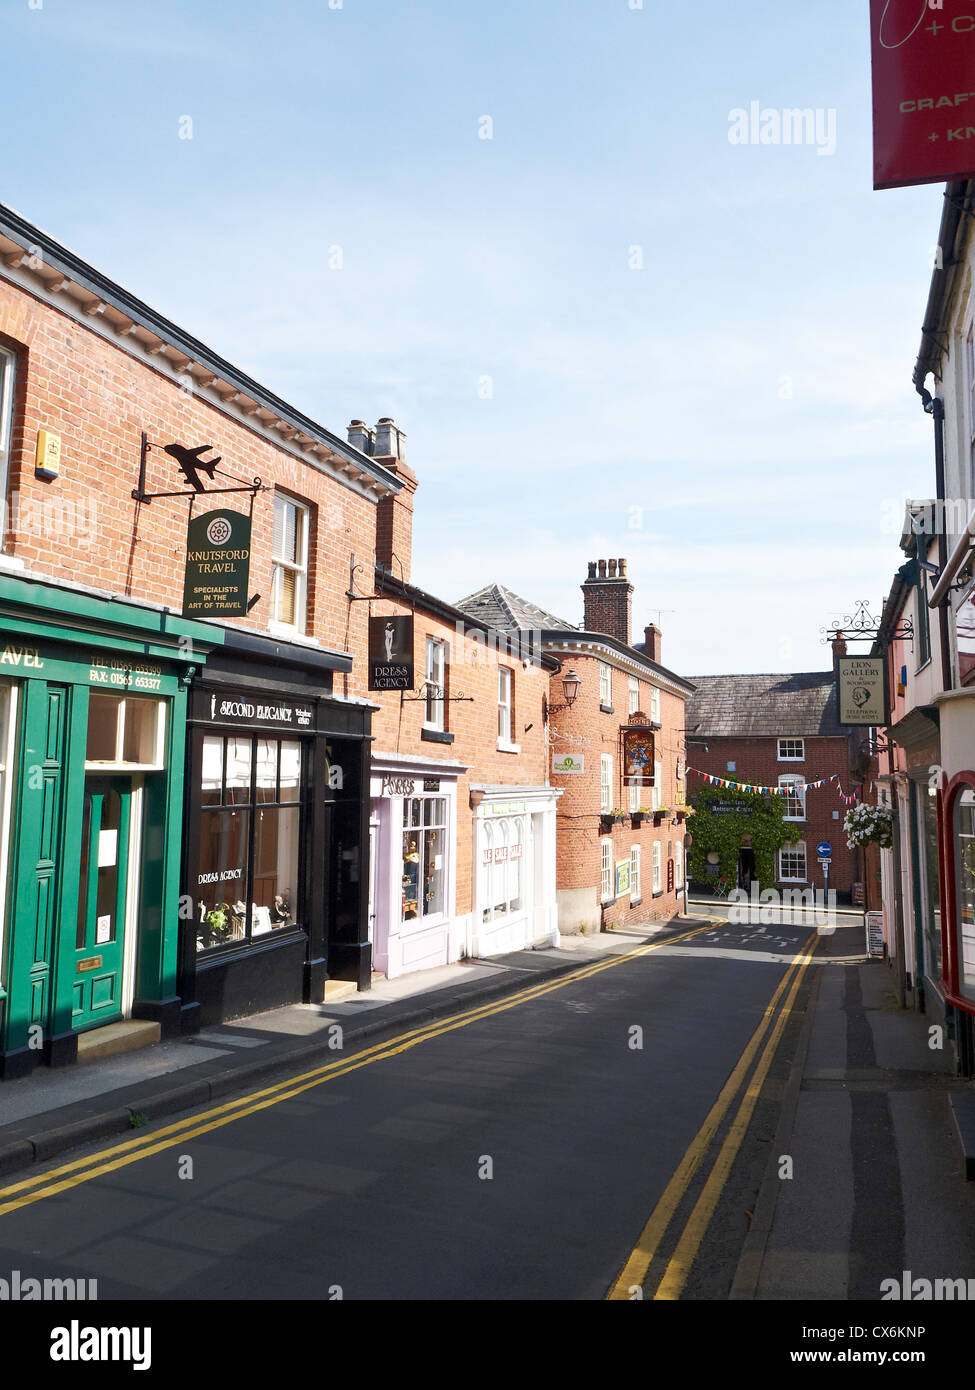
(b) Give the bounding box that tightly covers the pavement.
[0,917,705,1179]
[731,917,975,1301]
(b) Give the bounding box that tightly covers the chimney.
[832,632,848,658]
[347,419,374,455]
[369,417,417,583]
[582,557,632,645]
[644,623,661,663]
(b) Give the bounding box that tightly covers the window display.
[401,796,446,922]
[481,816,525,924]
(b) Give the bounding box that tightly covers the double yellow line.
[0,919,719,1218]
[606,931,819,1301]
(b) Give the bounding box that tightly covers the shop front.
[368,752,468,979]
[0,572,217,1079]
[181,629,373,1028]
[472,785,560,959]
[890,705,943,1013]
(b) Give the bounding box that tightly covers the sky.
[0,0,947,676]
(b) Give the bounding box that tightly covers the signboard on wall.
[865,909,886,957]
[615,859,631,897]
[622,728,654,784]
[183,509,251,616]
[869,0,975,189]
[838,655,888,726]
[369,615,414,691]
[552,753,585,774]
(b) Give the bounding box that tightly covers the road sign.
[816,842,832,858]
[818,857,830,864]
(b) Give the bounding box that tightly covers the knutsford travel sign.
[870,0,975,189]
[182,508,251,617]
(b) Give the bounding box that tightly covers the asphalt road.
[0,914,821,1301]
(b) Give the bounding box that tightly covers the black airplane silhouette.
[163,442,222,491]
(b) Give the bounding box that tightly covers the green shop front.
[0,572,219,1079]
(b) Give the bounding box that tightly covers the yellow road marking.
[651,935,817,1300]
[606,932,818,1301]
[0,919,719,1216]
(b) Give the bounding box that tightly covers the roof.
[456,583,577,633]
[685,672,845,738]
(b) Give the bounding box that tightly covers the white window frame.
[674,840,683,889]
[424,637,447,731]
[84,695,167,772]
[497,665,519,752]
[601,838,614,902]
[599,662,612,707]
[629,776,641,812]
[270,493,310,634]
[628,676,640,715]
[779,841,807,883]
[653,841,662,893]
[777,738,805,762]
[778,774,806,822]
[650,686,660,724]
[600,753,613,812]
[652,758,662,812]
[630,845,641,902]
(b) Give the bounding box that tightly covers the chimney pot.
[347,419,374,454]
[588,561,597,579]
[608,559,618,578]
[598,560,607,578]
[619,558,627,577]
[373,417,406,461]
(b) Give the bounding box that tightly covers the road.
[0,912,824,1301]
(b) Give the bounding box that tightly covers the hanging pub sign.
[182,508,251,617]
[838,654,888,726]
[369,614,414,691]
[622,727,655,785]
[869,0,975,189]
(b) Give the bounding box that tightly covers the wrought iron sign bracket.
[132,431,264,504]
[401,681,474,704]
[346,553,415,610]
[820,598,913,647]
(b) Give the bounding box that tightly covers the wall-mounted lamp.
[544,669,582,719]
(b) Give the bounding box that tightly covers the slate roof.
[685,672,844,738]
[456,583,578,633]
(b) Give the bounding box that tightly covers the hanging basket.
[844,803,893,850]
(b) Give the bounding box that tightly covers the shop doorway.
[73,776,133,1031]
[738,847,756,893]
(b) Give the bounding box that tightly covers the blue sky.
[1,0,945,674]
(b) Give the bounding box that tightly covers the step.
[321,979,357,1003]
[76,1019,161,1064]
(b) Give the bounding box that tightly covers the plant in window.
[844,803,893,850]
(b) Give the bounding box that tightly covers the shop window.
[954,788,975,997]
[403,796,447,923]
[628,677,639,715]
[777,738,804,761]
[630,845,641,901]
[779,842,807,882]
[599,663,612,708]
[919,784,942,985]
[196,734,303,951]
[601,754,613,812]
[0,348,14,543]
[778,774,806,821]
[650,687,660,724]
[424,637,447,731]
[271,493,310,632]
[674,841,684,889]
[480,815,524,923]
[85,695,165,770]
[0,684,16,953]
[600,838,613,902]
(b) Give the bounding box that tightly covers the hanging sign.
[869,0,975,189]
[838,655,888,726]
[622,728,655,784]
[182,509,251,617]
[369,615,414,691]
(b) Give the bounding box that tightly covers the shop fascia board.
[0,572,222,661]
[0,204,400,506]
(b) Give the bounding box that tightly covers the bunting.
[686,767,861,803]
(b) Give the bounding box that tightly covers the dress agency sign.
[368,615,414,691]
[183,509,251,617]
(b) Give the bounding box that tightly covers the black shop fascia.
[180,626,375,1030]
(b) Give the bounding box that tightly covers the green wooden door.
[72,776,131,1031]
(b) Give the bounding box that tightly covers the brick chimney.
[349,417,418,583]
[643,623,661,663]
[581,558,633,645]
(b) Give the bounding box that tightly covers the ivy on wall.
[687,783,793,892]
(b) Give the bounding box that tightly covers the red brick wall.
[688,734,860,895]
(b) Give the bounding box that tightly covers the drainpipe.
[927,395,954,695]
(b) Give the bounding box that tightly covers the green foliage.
[687,783,794,892]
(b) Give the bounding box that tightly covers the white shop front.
[471,784,561,959]
[369,752,469,979]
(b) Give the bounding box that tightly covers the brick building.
[685,672,865,900]
[458,559,694,933]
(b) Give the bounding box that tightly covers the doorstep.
[76,1020,161,1065]
[321,979,358,1003]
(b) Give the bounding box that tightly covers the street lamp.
[545,669,582,718]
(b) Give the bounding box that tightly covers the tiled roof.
[685,672,844,738]
[455,583,578,633]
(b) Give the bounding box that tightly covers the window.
[630,845,641,901]
[628,677,640,715]
[674,841,683,889]
[601,753,613,812]
[196,735,303,951]
[779,841,807,882]
[600,663,612,707]
[727,761,736,772]
[653,841,662,893]
[403,796,447,922]
[629,776,641,812]
[778,774,806,821]
[271,494,310,631]
[652,758,662,812]
[85,695,166,769]
[424,637,447,730]
[777,739,804,761]
[916,563,931,669]
[650,687,660,724]
[0,349,14,541]
[0,684,16,952]
[601,838,614,901]
[498,666,513,744]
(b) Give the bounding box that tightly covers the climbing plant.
[687,783,793,892]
